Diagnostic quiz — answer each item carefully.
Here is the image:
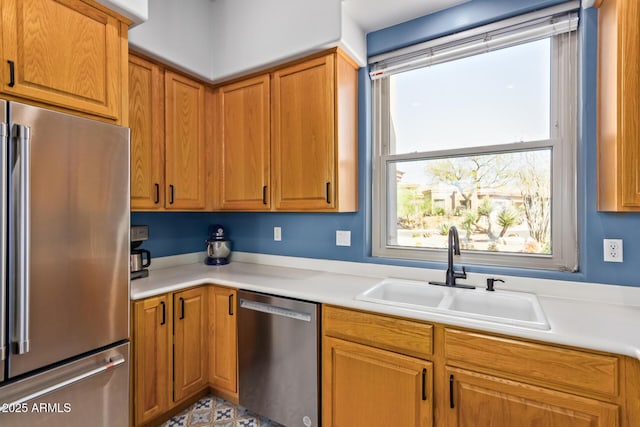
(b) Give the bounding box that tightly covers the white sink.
[356,279,550,330]
[443,289,550,330]
[356,279,447,309]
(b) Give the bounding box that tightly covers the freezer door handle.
[12,124,31,355]
[6,354,125,407]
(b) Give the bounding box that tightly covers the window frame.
[371,16,578,271]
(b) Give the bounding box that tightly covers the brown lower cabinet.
[323,336,433,427]
[132,285,237,426]
[208,286,238,400]
[322,305,640,427]
[172,287,208,402]
[133,295,639,427]
[132,294,170,424]
[445,366,618,427]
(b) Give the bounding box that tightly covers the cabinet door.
[444,367,618,427]
[133,295,170,425]
[208,286,238,395]
[0,0,124,121]
[216,75,271,210]
[164,71,206,210]
[272,54,336,210]
[597,0,640,210]
[173,287,208,402]
[129,55,165,210]
[323,336,433,427]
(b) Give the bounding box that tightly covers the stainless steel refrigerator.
[0,100,130,426]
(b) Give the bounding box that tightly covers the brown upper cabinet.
[596,0,640,211]
[0,0,129,123]
[129,55,165,209]
[214,75,271,210]
[129,54,207,211]
[214,48,359,212]
[164,71,206,210]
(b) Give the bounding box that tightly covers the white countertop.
[131,252,640,360]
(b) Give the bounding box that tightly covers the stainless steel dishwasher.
[238,290,319,427]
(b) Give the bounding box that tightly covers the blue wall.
[132,0,640,287]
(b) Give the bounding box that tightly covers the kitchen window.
[371,3,579,271]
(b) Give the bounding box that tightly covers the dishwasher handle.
[239,299,312,322]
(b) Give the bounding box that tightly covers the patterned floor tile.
[162,395,283,427]
[164,413,188,427]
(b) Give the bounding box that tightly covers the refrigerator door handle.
[6,354,126,407]
[0,121,6,362]
[12,123,31,355]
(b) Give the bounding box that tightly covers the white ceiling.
[343,0,471,33]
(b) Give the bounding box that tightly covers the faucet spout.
[428,225,473,289]
[445,226,467,287]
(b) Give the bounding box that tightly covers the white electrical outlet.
[603,239,623,262]
[336,230,351,247]
[274,226,282,241]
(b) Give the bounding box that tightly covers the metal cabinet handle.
[154,183,160,204]
[449,374,455,408]
[169,184,175,204]
[160,301,166,325]
[13,124,31,355]
[262,185,267,205]
[179,297,185,319]
[325,182,331,204]
[228,294,234,316]
[8,60,15,87]
[422,368,427,401]
[7,355,125,407]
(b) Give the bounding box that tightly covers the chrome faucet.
[429,226,473,288]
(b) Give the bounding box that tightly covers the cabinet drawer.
[444,328,619,397]
[323,306,433,359]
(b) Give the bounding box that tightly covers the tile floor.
[161,395,283,427]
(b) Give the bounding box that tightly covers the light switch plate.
[274,227,282,241]
[336,230,351,247]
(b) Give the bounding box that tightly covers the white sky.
[390,38,551,163]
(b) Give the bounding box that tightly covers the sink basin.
[356,279,550,330]
[443,289,550,330]
[356,279,446,310]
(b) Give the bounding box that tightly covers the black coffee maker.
[131,225,151,280]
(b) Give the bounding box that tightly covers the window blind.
[369,1,579,80]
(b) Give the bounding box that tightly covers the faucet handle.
[454,266,467,279]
